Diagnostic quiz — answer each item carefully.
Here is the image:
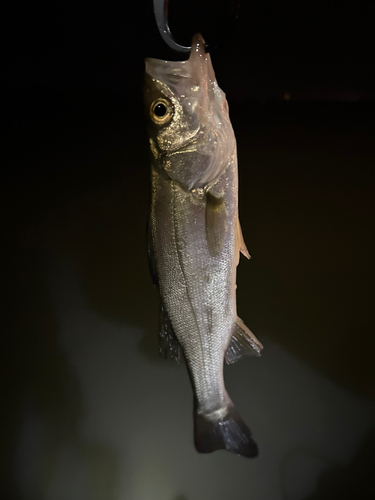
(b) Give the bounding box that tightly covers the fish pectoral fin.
[205,192,227,257]
[147,218,159,288]
[225,317,263,364]
[235,215,251,261]
[159,303,181,363]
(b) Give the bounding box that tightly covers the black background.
[2,0,375,96]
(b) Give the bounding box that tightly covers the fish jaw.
[145,34,215,110]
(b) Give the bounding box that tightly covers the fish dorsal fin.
[235,215,250,262]
[159,303,181,363]
[225,317,263,364]
[205,191,227,257]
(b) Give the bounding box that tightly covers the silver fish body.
[144,35,263,457]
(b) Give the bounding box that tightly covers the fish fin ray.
[194,393,258,458]
[159,303,181,363]
[205,192,227,257]
[235,215,250,261]
[225,317,263,364]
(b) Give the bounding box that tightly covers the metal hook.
[153,0,191,53]
[153,0,241,54]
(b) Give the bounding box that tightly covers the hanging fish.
[144,34,263,458]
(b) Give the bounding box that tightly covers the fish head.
[144,34,236,191]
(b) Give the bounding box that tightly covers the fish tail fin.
[194,395,258,458]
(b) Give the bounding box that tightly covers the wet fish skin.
[144,34,262,457]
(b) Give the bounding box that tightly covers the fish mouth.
[145,34,216,97]
[168,147,196,156]
[167,129,207,157]
[168,143,200,156]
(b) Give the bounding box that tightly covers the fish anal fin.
[205,192,227,257]
[225,317,263,364]
[235,216,250,260]
[159,303,181,363]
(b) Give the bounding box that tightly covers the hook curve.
[153,0,191,53]
[153,0,241,54]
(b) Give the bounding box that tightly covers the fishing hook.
[153,0,191,53]
[153,0,241,53]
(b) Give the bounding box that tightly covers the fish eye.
[150,99,173,125]
[154,103,166,117]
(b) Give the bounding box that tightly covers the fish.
[144,34,263,458]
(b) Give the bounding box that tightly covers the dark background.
[2,0,375,97]
[2,1,375,499]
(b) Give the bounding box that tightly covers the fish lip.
[168,142,201,156]
[165,128,206,156]
[168,147,195,156]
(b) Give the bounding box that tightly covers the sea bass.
[144,34,263,458]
